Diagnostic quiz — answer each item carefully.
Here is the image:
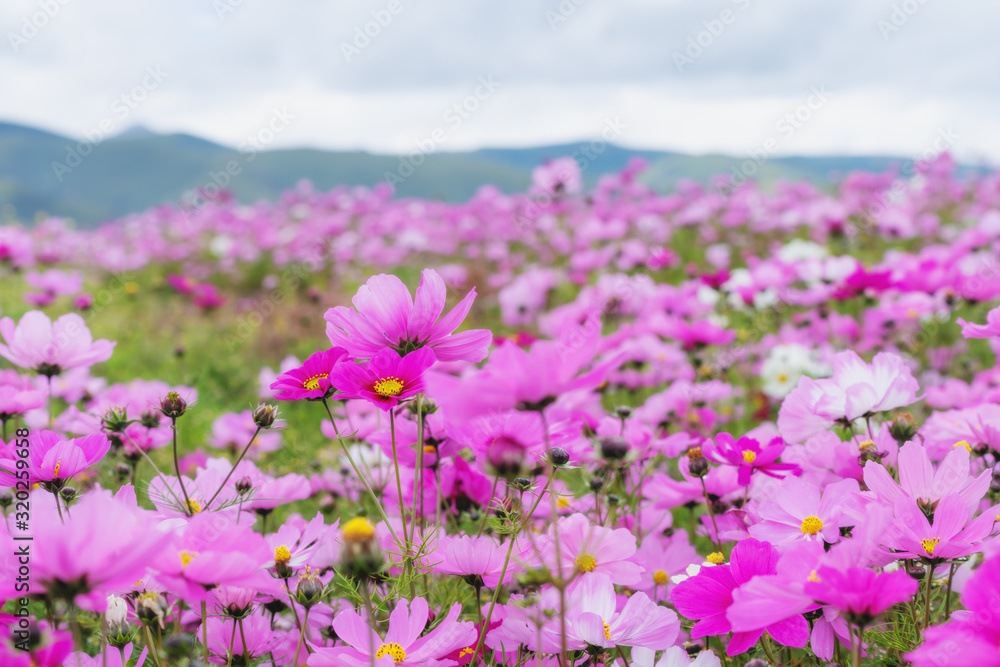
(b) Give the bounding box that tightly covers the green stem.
[853,625,864,667]
[699,477,722,552]
[238,617,250,662]
[142,625,163,667]
[204,426,262,510]
[292,607,309,667]
[944,561,957,620]
[202,601,209,664]
[170,416,194,516]
[322,398,400,546]
[226,618,237,667]
[923,563,935,633]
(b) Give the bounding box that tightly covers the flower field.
[2,154,1000,666]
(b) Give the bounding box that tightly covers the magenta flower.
[328,347,435,411]
[804,566,918,626]
[906,553,1000,666]
[0,311,115,377]
[324,268,492,362]
[269,347,349,400]
[671,538,810,657]
[308,597,476,666]
[749,477,860,546]
[957,304,1000,338]
[705,432,801,487]
[0,430,110,488]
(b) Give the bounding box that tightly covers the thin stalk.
[204,426,262,510]
[360,581,378,667]
[226,619,237,667]
[761,633,779,664]
[699,477,722,552]
[284,577,303,633]
[202,601,209,664]
[853,626,865,667]
[123,430,186,509]
[389,410,409,547]
[322,398,400,545]
[415,395,425,533]
[51,489,64,523]
[923,563,935,632]
[476,475,501,537]
[170,416,194,516]
[142,625,163,667]
[238,617,250,662]
[292,607,310,667]
[944,561,957,620]
[473,530,518,667]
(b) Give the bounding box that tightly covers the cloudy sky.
[2,0,998,162]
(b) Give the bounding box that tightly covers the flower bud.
[599,437,628,461]
[688,457,710,478]
[589,476,604,492]
[159,392,187,419]
[340,517,383,581]
[614,405,633,419]
[548,447,570,467]
[235,476,253,495]
[295,567,324,609]
[136,591,169,629]
[889,412,918,443]
[116,463,132,481]
[101,406,130,434]
[253,403,278,429]
[907,565,926,580]
[105,594,137,647]
[510,477,533,492]
[140,408,161,429]
[0,490,12,509]
[59,487,76,503]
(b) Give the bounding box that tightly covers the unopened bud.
[253,403,278,429]
[116,463,132,481]
[59,487,76,503]
[599,437,628,461]
[159,392,187,419]
[589,476,604,492]
[102,406,130,433]
[614,405,633,419]
[548,447,570,467]
[295,567,324,609]
[105,594,137,647]
[0,490,12,509]
[907,565,926,580]
[510,477,533,492]
[235,476,253,495]
[889,412,918,443]
[340,517,383,581]
[140,408,161,429]
[136,592,169,629]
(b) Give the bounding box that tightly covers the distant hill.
[0,120,986,227]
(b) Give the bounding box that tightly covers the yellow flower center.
[807,570,820,582]
[187,499,202,514]
[342,516,376,543]
[777,373,789,384]
[124,281,139,295]
[556,497,571,509]
[954,440,971,452]
[858,439,875,451]
[800,516,824,535]
[459,647,475,658]
[53,460,62,478]
[303,373,328,391]
[133,579,143,587]
[180,550,198,567]
[575,553,597,573]
[741,450,757,464]
[275,545,292,564]
[422,444,437,454]
[653,570,668,585]
[707,552,725,565]
[921,537,941,556]
[375,642,407,663]
[374,376,404,398]
[603,620,611,640]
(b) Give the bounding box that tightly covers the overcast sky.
[2,0,998,162]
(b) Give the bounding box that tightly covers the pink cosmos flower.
[0,383,46,421]
[749,477,860,546]
[532,513,643,588]
[208,411,282,456]
[269,347,349,400]
[206,611,280,665]
[804,566,918,626]
[882,494,996,562]
[435,535,515,588]
[957,304,1000,338]
[777,351,919,442]
[864,441,990,514]
[671,538,810,657]
[324,268,492,363]
[32,488,172,611]
[705,432,801,487]
[63,645,148,667]
[631,646,722,667]
[906,552,1000,666]
[0,311,115,377]
[0,430,110,488]
[308,597,476,667]
[632,531,700,602]
[567,572,680,651]
[328,346,435,411]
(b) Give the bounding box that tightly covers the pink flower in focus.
[705,432,801,487]
[749,477,860,546]
[864,441,990,514]
[0,430,110,488]
[324,268,492,363]
[532,513,643,588]
[328,347,435,411]
[566,572,680,651]
[0,311,115,376]
[435,535,514,588]
[270,347,349,400]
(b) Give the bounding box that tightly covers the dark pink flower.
[270,347,349,400]
[328,347,435,411]
[705,432,801,487]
